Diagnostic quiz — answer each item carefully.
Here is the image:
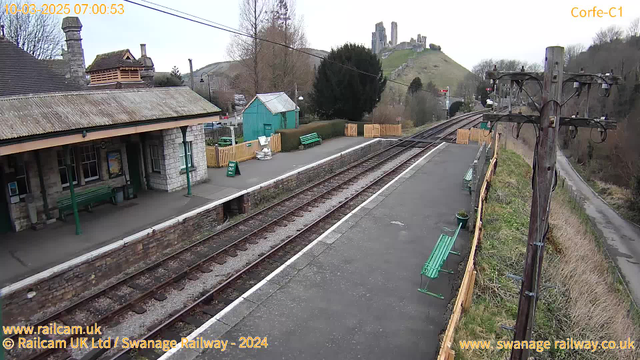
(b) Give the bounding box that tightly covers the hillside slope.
[186,48,328,83]
[382,49,471,92]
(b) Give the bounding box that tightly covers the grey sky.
[32,0,639,73]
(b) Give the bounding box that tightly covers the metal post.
[229,126,236,146]
[180,126,192,196]
[510,46,563,360]
[64,146,81,235]
[188,58,194,90]
[294,82,299,128]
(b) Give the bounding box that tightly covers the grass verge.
[453,149,639,360]
[567,157,640,225]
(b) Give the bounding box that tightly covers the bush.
[277,120,346,151]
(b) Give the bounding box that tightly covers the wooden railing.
[206,133,281,168]
[437,133,499,360]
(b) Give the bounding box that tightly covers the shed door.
[263,124,273,137]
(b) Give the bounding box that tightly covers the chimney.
[139,43,155,87]
[61,17,87,86]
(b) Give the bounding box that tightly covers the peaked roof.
[0,37,84,97]
[86,49,143,72]
[0,87,221,142]
[246,92,297,115]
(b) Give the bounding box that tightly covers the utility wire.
[124,0,424,92]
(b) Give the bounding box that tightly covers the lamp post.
[199,73,212,103]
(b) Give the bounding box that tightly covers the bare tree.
[593,25,623,45]
[564,43,585,68]
[628,18,640,38]
[260,0,311,94]
[0,0,64,59]
[227,0,268,96]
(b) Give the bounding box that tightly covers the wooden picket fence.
[364,124,401,138]
[437,134,499,360]
[456,128,491,144]
[206,133,282,168]
[456,129,470,144]
[345,123,357,137]
[469,128,491,143]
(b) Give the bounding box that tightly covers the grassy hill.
[381,49,471,93]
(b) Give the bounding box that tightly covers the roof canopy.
[247,92,298,115]
[86,49,143,72]
[0,87,221,142]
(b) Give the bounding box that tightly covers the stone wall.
[162,125,208,192]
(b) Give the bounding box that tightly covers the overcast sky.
[34,0,639,73]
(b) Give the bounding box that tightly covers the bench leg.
[417,276,445,299]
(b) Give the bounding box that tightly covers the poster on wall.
[107,151,123,178]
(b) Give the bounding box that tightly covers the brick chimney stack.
[139,43,155,87]
[61,17,87,86]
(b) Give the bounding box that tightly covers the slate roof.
[0,37,84,97]
[0,87,221,142]
[245,92,298,115]
[86,49,144,72]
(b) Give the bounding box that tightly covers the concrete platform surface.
[0,137,371,287]
[169,143,480,360]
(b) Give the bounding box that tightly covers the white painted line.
[157,142,447,360]
[1,139,384,297]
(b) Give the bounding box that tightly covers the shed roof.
[246,92,297,115]
[0,87,221,142]
[86,49,143,72]
[0,37,84,97]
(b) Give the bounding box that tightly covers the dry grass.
[454,140,639,359]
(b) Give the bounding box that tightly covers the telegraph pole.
[483,46,620,360]
[510,46,563,360]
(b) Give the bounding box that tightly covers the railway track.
[6,111,484,360]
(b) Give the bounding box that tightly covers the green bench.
[299,133,322,148]
[218,137,233,147]
[57,185,115,221]
[463,167,473,193]
[418,223,463,299]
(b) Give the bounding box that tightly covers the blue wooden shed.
[242,92,298,141]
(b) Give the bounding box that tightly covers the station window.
[150,145,162,173]
[15,162,30,198]
[57,150,78,187]
[179,142,193,170]
[80,145,100,181]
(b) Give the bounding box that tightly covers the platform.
[0,137,372,287]
[166,143,480,360]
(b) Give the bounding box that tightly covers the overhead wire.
[124,0,429,93]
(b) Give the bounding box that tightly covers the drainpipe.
[35,150,51,220]
[64,145,81,235]
[180,126,192,196]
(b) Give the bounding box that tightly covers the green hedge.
[277,120,346,151]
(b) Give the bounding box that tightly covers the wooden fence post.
[463,270,477,311]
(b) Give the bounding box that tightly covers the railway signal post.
[483,46,620,360]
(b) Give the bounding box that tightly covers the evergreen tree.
[408,77,423,95]
[311,43,386,121]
